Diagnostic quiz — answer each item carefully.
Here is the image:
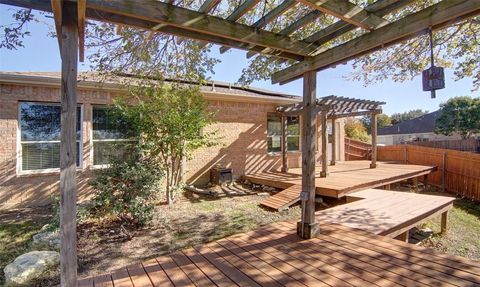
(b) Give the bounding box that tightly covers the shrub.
[89,147,163,226]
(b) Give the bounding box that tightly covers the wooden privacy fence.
[409,139,480,153]
[378,145,480,201]
[345,137,371,160]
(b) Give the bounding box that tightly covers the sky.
[0,8,478,115]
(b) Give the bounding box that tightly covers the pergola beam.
[198,0,221,13]
[77,0,86,62]
[246,10,321,58]
[227,0,260,21]
[296,0,388,31]
[210,0,259,50]
[50,0,62,53]
[303,0,414,54]
[85,0,316,56]
[272,0,480,84]
[1,0,306,60]
[221,0,297,54]
[329,108,382,119]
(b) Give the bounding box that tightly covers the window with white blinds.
[92,106,136,166]
[19,102,82,171]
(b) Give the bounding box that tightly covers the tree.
[345,118,370,143]
[361,113,392,134]
[113,84,218,204]
[391,109,429,125]
[434,96,480,139]
[2,2,479,90]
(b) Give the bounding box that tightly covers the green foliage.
[112,84,217,204]
[361,113,392,133]
[345,118,370,143]
[89,150,162,225]
[391,109,429,125]
[434,96,480,139]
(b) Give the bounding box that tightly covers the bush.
[345,118,370,143]
[89,148,163,226]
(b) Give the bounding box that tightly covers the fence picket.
[378,144,480,201]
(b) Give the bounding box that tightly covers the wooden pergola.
[277,95,385,176]
[1,0,478,285]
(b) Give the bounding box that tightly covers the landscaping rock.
[32,230,60,250]
[4,251,60,285]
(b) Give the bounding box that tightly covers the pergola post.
[59,2,79,286]
[297,70,319,239]
[320,111,328,177]
[370,112,377,168]
[281,115,288,172]
[330,117,336,166]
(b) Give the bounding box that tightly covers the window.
[92,106,136,166]
[267,114,281,153]
[286,116,300,151]
[267,114,300,153]
[328,124,333,144]
[19,102,82,172]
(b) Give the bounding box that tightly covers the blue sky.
[0,8,477,115]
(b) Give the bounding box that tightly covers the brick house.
[0,72,345,209]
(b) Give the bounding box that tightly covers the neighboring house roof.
[378,110,442,136]
[0,71,301,104]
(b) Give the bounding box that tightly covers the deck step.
[260,185,302,211]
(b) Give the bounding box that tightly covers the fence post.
[442,151,447,193]
[347,138,350,161]
[404,144,408,164]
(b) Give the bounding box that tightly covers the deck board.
[82,220,480,287]
[316,189,454,237]
[247,161,436,199]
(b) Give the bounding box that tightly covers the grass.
[419,197,480,260]
[0,208,51,286]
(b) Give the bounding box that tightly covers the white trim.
[17,101,84,175]
[90,105,137,168]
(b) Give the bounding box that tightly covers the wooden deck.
[317,188,454,238]
[246,161,436,200]
[78,220,480,287]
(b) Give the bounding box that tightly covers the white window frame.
[285,115,301,152]
[17,101,83,175]
[91,105,136,169]
[267,113,301,154]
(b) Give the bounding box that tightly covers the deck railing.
[344,137,371,160]
[378,144,480,201]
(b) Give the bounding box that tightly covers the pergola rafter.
[272,0,480,84]
[296,0,389,30]
[1,0,479,284]
[220,0,297,54]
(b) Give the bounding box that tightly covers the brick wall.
[0,83,344,209]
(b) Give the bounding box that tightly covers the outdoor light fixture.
[422,28,445,99]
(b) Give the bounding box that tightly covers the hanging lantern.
[422,28,445,99]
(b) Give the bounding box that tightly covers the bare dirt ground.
[77,189,302,278]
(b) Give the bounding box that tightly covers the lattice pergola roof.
[3,0,479,84]
[277,95,385,118]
